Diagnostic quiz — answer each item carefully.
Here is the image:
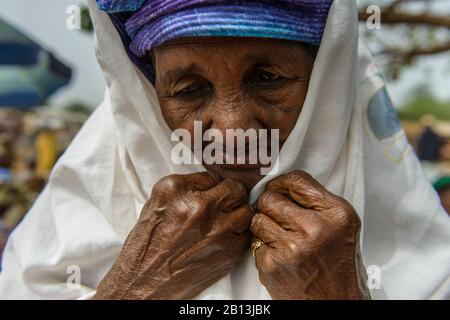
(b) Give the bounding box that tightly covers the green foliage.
[397,86,450,120]
[63,101,92,115]
[80,4,93,33]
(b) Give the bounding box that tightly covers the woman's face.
[154,37,315,189]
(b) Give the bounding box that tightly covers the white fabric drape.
[0,0,448,299]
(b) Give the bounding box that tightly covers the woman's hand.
[251,170,370,300]
[94,172,253,300]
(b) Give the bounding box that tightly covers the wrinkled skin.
[251,170,369,300]
[95,37,369,299]
[154,37,314,190]
[95,172,253,299]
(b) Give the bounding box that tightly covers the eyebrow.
[158,43,309,84]
[164,54,274,78]
[241,53,274,66]
[162,63,204,83]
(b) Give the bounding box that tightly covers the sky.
[1,0,450,109]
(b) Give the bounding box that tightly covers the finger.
[250,213,286,245]
[215,204,254,235]
[267,170,332,210]
[257,190,333,242]
[151,171,221,200]
[182,171,222,191]
[257,190,308,230]
[204,179,248,213]
[254,244,271,271]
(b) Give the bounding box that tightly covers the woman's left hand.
[251,170,370,300]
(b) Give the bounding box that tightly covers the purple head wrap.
[97,0,333,83]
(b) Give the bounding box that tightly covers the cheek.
[275,112,301,141]
[157,99,202,147]
[261,83,309,139]
[158,98,200,130]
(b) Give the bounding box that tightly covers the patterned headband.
[97,0,333,57]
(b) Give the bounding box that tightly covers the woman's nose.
[205,96,264,133]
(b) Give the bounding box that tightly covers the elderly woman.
[0,0,449,300]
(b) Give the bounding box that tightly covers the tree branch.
[383,41,450,60]
[358,7,450,28]
[359,3,450,61]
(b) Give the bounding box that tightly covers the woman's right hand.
[94,172,254,300]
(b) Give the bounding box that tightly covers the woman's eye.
[250,70,286,86]
[258,71,281,82]
[175,82,209,98]
[247,69,287,92]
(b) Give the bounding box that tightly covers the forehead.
[152,37,312,69]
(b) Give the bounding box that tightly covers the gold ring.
[251,238,264,258]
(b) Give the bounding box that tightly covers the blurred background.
[0,0,449,261]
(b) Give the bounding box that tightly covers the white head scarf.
[0,0,448,299]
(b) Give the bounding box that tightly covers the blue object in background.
[0,18,72,108]
[367,87,402,140]
[0,52,73,108]
[0,168,12,183]
[0,18,40,66]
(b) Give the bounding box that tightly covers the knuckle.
[226,179,247,195]
[284,239,302,259]
[304,188,325,201]
[220,179,248,202]
[282,204,297,218]
[250,214,264,233]
[287,170,309,183]
[260,254,279,275]
[180,192,209,218]
[286,174,309,193]
[257,191,277,211]
[304,221,326,242]
[152,174,184,197]
[333,198,359,230]
[290,170,308,178]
